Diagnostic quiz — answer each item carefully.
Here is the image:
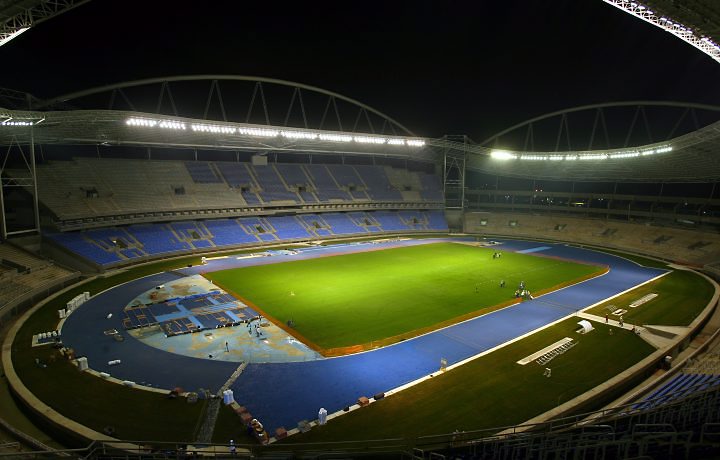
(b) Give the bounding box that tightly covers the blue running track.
[59,239,666,432]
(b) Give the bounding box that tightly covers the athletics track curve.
[58,239,666,434]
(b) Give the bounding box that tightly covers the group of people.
[247,317,264,338]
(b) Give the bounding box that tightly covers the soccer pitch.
[205,242,604,351]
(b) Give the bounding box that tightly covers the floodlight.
[578,154,607,160]
[191,123,235,134]
[354,136,386,145]
[237,127,279,137]
[387,138,406,146]
[318,134,353,142]
[1,119,34,126]
[281,130,318,140]
[520,155,546,161]
[158,120,186,130]
[490,150,517,160]
[609,151,640,159]
[406,139,425,147]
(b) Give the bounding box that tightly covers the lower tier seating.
[46,210,448,267]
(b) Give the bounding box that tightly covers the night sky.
[1,0,718,141]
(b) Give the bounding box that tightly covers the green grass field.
[206,242,603,350]
[213,317,656,444]
[586,269,713,326]
[8,239,715,448]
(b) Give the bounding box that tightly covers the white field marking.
[630,293,658,308]
[235,254,266,260]
[516,338,573,365]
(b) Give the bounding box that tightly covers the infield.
[205,242,605,352]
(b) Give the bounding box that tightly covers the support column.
[442,135,468,209]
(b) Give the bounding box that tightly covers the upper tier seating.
[275,163,318,203]
[353,165,403,201]
[252,164,299,204]
[184,162,223,183]
[326,165,369,200]
[46,210,449,267]
[304,164,351,202]
[17,159,444,224]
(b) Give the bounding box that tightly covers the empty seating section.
[427,210,450,231]
[326,165,369,200]
[321,213,367,235]
[253,165,299,203]
[48,209,448,266]
[419,173,445,201]
[29,159,444,223]
[215,162,262,205]
[130,225,191,254]
[202,219,258,246]
[0,243,76,310]
[47,232,123,264]
[184,162,222,183]
[348,212,382,230]
[170,221,211,240]
[240,218,278,241]
[463,212,720,265]
[636,373,720,411]
[373,211,411,231]
[269,217,310,240]
[274,164,317,203]
[354,165,403,201]
[297,214,330,235]
[304,165,351,201]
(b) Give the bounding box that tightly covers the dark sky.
[1,0,719,141]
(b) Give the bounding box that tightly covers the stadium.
[0,0,720,459]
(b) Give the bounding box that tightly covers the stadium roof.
[645,0,720,42]
[0,0,89,47]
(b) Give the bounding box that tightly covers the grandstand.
[1,1,720,456]
[2,93,720,458]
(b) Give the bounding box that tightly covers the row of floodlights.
[125,117,426,147]
[490,146,673,161]
[1,117,44,126]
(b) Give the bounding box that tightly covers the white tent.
[577,320,594,334]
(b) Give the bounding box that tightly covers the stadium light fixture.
[1,116,45,126]
[123,116,426,147]
[281,130,318,140]
[520,154,547,161]
[0,27,30,48]
[489,144,674,162]
[353,135,386,144]
[191,123,236,134]
[319,133,353,142]
[578,154,608,160]
[490,150,517,160]
[238,127,280,137]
